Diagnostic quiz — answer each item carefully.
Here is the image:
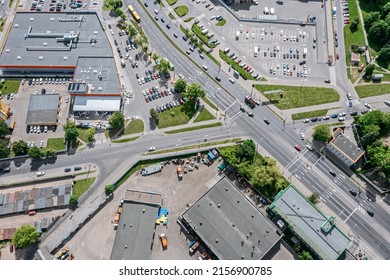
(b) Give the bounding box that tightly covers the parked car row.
[136,69,162,85]
[223,48,261,80]
[342,1,350,24]
[155,98,186,113]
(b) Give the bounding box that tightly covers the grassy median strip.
[219,50,255,80]
[112,136,140,143]
[202,97,219,110]
[166,0,178,5]
[146,138,241,155]
[253,84,339,109]
[355,84,390,98]
[180,25,220,66]
[291,109,329,120]
[191,24,217,48]
[216,18,227,27]
[165,122,222,134]
[184,17,194,22]
[168,12,176,20]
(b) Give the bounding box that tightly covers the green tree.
[312,124,331,142]
[382,2,390,18]
[69,195,78,207]
[109,112,125,129]
[116,8,127,22]
[308,193,320,204]
[150,108,159,121]
[220,145,238,165]
[378,47,390,63]
[63,121,79,148]
[0,120,10,139]
[152,53,159,64]
[364,64,375,78]
[86,128,96,143]
[156,58,172,75]
[128,26,138,36]
[363,12,381,30]
[350,17,359,32]
[44,148,56,158]
[298,251,313,260]
[184,82,205,102]
[12,224,40,249]
[109,0,122,10]
[236,139,256,163]
[12,140,29,156]
[174,78,187,93]
[0,139,10,159]
[105,184,115,195]
[28,146,43,158]
[368,20,390,45]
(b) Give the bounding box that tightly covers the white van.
[254,47,258,57]
[201,29,208,35]
[270,8,275,15]
[264,7,269,14]
[224,47,230,53]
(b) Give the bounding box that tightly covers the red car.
[28,210,37,216]
[10,244,14,253]
[179,98,184,104]
[246,28,249,33]
[336,53,340,60]
[294,145,302,152]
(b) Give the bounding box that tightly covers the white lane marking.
[344,207,358,222]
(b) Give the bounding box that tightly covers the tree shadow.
[29,159,44,172]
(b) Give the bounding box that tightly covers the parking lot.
[5,79,70,147]
[185,0,330,81]
[20,0,99,12]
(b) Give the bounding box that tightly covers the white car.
[202,65,208,70]
[229,78,235,83]
[148,147,156,151]
[36,171,45,177]
[385,100,390,106]
[300,132,305,140]
[303,119,309,123]
[364,102,371,109]
[338,117,346,121]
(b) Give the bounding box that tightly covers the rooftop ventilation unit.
[38,56,43,60]
[17,56,21,60]
[43,42,47,46]
[98,87,103,91]
[50,18,54,21]
[30,18,34,21]
[5,49,9,53]
[63,57,68,60]
[14,24,19,28]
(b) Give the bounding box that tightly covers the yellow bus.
[128,5,140,22]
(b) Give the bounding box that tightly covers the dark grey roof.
[0,12,111,68]
[110,190,161,260]
[269,185,351,260]
[327,129,365,165]
[182,176,282,260]
[26,94,59,125]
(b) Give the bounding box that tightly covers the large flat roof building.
[0,11,122,112]
[110,190,161,260]
[26,94,60,126]
[268,185,351,260]
[181,176,282,260]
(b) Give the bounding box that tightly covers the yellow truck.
[159,233,168,249]
[177,165,183,179]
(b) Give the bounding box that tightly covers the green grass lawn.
[165,122,222,134]
[0,18,7,33]
[174,5,189,17]
[192,24,217,48]
[72,177,96,199]
[46,138,65,151]
[253,84,340,110]
[105,127,123,139]
[194,108,216,122]
[355,84,390,98]
[102,0,112,11]
[184,16,194,22]
[291,109,329,120]
[168,12,176,20]
[0,79,21,95]
[76,128,90,143]
[166,0,178,5]
[343,0,366,66]
[219,50,255,80]
[112,136,140,143]
[124,119,144,135]
[216,18,227,27]
[158,100,197,129]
